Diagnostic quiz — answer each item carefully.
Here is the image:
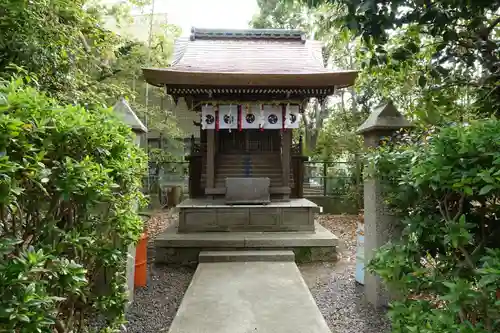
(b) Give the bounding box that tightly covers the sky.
[134,0,260,36]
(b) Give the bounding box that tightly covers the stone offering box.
[225,177,271,205]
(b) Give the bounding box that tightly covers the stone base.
[177,198,319,233]
[199,250,295,263]
[155,223,338,265]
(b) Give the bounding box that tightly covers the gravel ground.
[299,214,390,333]
[126,264,195,333]
[125,211,390,333]
[126,211,191,333]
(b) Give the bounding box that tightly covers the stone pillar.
[112,98,147,305]
[356,101,412,308]
[206,129,215,190]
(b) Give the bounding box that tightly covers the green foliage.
[0,0,121,107]
[325,161,362,206]
[0,0,183,151]
[315,107,366,158]
[366,119,500,332]
[0,77,147,332]
[105,25,183,141]
[306,0,500,119]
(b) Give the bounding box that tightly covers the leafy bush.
[0,77,147,332]
[368,120,500,332]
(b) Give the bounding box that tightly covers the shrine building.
[143,28,357,260]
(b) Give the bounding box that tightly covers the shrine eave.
[142,68,358,90]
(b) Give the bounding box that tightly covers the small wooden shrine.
[143,28,357,234]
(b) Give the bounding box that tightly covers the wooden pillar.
[206,129,215,190]
[297,135,305,198]
[281,130,291,189]
[245,130,249,152]
[297,158,305,198]
[215,130,219,154]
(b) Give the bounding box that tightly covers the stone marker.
[225,177,271,204]
[356,100,413,308]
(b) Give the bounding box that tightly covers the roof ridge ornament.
[190,27,306,42]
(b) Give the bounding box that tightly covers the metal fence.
[143,158,363,209]
[303,158,363,208]
[144,161,189,207]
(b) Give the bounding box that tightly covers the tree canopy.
[251,0,499,161]
[0,0,183,144]
[305,0,500,117]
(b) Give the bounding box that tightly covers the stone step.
[218,157,280,160]
[215,175,285,179]
[214,176,285,181]
[199,250,295,263]
[202,175,294,180]
[202,174,286,179]
[215,171,285,176]
[213,177,285,181]
[214,178,285,184]
[215,169,283,173]
[217,164,282,168]
[202,174,289,180]
[201,178,295,185]
[218,154,280,159]
[216,165,283,170]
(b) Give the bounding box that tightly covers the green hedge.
[0,77,147,332]
[368,120,500,332]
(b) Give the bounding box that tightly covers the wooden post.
[297,157,304,198]
[206,129,215,191]
[190,134,195,154]
[292,135,304,198]
[282,131,291,189]
[215,130,219,154]
[322,161,327,196]
[245,130,249,152]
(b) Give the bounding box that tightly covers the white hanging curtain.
[218,104,238,129]
[285,104,300,129]
[201,104,216,130]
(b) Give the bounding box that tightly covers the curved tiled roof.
[168,38,326,74]
[143,28,358,88]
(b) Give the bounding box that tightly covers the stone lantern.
[356,101,413,308]
[112,97,148,305]
[113,97,148,144]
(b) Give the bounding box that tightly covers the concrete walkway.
[167,256,331,333]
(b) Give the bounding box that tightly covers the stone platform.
[155,222,338,265]
[167,256,332,333]
[177,198,319,233]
